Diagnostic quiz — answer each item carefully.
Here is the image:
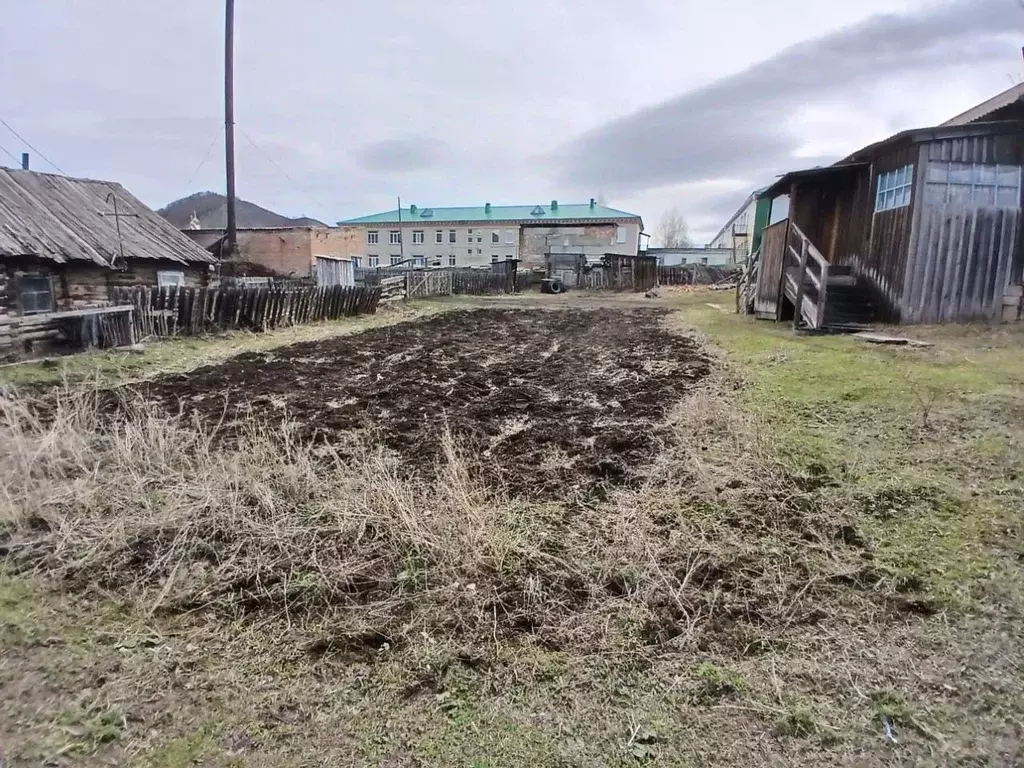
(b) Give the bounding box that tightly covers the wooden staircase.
[781,223,874,331]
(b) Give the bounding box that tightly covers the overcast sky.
[1,0,1021,241]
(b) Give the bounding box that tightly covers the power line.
[0,117,67,175]
[238,126,334,219]
[0,141,20,166]
[178,131,222,198]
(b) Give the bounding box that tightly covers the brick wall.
[236,229,314,276]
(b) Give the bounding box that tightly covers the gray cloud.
[355,138,452,173]
[556,0,1019,193]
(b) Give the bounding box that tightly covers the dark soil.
[138,308,712,498]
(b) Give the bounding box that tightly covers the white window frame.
[368,255,380,268]
[435,230,444,244]
[412,230,425,245]
[157,270,186,288]
[924,161,1022,208]
[505,254,514,261]
[505,229,515,244]
[389,230,401,245]
[491,254,499,263]
[351,256,362,268]
[491,231,500,244]
[616,226,627,244]
[367,230,379,245]
[449,229,457,243]
[390,255,403,266]
[448,255,457,267]
[874,165,914,213]
[412,256,426,268]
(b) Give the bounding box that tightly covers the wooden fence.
[358,268,517,299]
[111,284,381,340]
[658,264,740,286]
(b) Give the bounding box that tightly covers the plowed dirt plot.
[142,307,712,498]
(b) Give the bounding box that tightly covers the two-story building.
[338,200,644,270]
[708,188,772,265]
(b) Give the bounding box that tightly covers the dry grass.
[0,379,892,663]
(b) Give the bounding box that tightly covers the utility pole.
[224,0,238,259]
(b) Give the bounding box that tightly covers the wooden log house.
[0,168,216,360]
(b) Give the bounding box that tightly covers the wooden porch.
[745,218,868,331]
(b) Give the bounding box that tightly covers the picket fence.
[111,284,381,340]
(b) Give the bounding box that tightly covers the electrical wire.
[0,141,20,166]
[178,131,222,198]
[0,117,67,174]
[238,127,334,219]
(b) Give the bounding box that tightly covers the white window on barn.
[874,165,914,212]
[367,230,379,245]
[412,230,425,244]
[368,255,379,268]
[17,274,54,315]
[449,255,457,266]
[435,230,444,244]
[616,226,627,244]
[390,255,403,266]
[924,162,1022,207]
[491,231,500,244]
[389,231,401,245]
[505,229,515,244]
[157,270,185,288]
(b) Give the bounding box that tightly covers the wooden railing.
[782,222,830,329]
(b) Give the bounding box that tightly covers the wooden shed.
[750,119,1024,327]
[0,168,215,359]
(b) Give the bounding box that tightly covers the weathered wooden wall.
[658,264,739,286]
[755,220,788,319]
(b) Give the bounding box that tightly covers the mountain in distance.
[159,191,327,229]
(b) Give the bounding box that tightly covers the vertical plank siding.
[755,220,789,319]
[111,284,382,341]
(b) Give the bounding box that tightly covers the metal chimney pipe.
[21,153,29,170]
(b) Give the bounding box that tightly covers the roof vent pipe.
[409,204,417,214]
[551,199,558,210]
[589,198,595,208]
[21,153,29,170]
[485,202,491,213]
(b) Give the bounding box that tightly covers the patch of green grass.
[694,662,747,700]
[142,731,215,768]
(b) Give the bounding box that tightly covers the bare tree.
[657,207,691,248]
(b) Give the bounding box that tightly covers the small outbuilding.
[0,168,215,359]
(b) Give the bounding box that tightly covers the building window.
[700,257,709,266]
[389,230,401,244]
[505,254,514,261]
[390,255,403,266]
[352,256,361,268]
[412,230,424,244]
[476,236,482,243]
[467,248,473,255]
[367,230,379,245]
[491,254,499,263]
[413,256,426,268]
[680,258,688,265]
[924,162,1022,207]
[505,229,515,244]
[157,270,185,288]
[435,230,444,244]
[477,248,482,254]
[17,275,54,315]
[368,255,379,268]
[616,226,627,244]
[449,230,457,243]
[875,165,913,212]
[449,255,457,267]
[491,231,500,244]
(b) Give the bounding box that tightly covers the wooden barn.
[0,168,215,359]
[747,112,1024,327]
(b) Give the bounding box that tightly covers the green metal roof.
[339,202,642,226]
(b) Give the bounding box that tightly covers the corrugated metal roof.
[339,202,642,225]
[0,168,216,265]
[942,83,1024,127]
